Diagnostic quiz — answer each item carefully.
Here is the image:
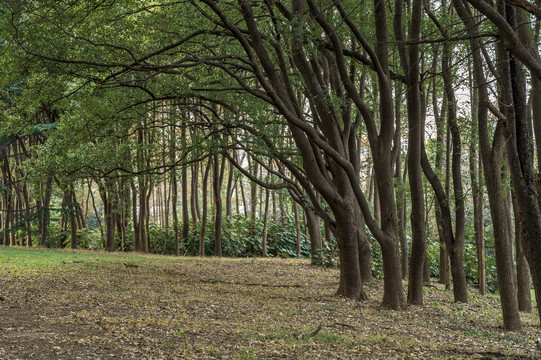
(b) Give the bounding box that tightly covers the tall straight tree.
[213,154,225,257]
[394,0,426,305]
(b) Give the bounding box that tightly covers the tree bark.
[293,200,301,257]
[213,154,225,257]
[455,0,522,329]
[199,162,211,257]
[262,189,270,257]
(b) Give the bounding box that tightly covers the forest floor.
[0,247,540,359]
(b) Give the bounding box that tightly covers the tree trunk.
[354,201,372,282]
[181,162,189,255]
[334,199,367,301]
[131,180,140,252]
[70,187,78,249]
[398,0,425,306]
[513,192,532,312]
[89,180,104,242]
[191,163,199,226]
[250,160,258,222]
[455,0,522,329]
[469,67,487,295]
[500,3,540,324]
[293,200,301,257]
[199,162,211,256]
[262,189,270,257]
[171,172,180,257]
[303,206,321,264]
[213,154,224,257]
[138,175,148,253]
[445,44,468,304]
[394,82,408,280]
[225,156,234,218]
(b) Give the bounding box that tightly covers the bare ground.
[1,250,540,359]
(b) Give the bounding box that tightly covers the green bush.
[180,215,311,258]
[77,227,102,250]
[47,222,70,248]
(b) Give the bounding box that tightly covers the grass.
[1,246,541,359]
[0,246,165,270]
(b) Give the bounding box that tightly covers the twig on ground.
[200,278,302,288]
[62,259,98,264]
[299,322,357,339]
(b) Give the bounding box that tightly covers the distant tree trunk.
[250,160,258,222]
[69,186,78,249]
[171,172,180,257]
[272,190,277,221]
[22,182,32,247]
[39,180,49,246]
[191,163,199,225]
[213,154,225,257]
[131,180,140,252]
[181,161,189,255]
[225,156,235,218]
[293,200,301,257]
[138,176,148,253]
[262,189,270,257]
[60,190,68,231]
[240,180,248,218]
[199,162,211,256]
[120,182,128,252]
[279,190,285,227]
[99,180,116,252]
[469,64,487,295]
[235,179,241,216]
[164,179,170,228]
[88,180,103,242]
[144,178,153,252]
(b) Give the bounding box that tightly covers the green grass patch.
[314,330,352,345]
[0,246,166,274]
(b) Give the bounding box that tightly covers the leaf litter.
[0,249,540,359]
